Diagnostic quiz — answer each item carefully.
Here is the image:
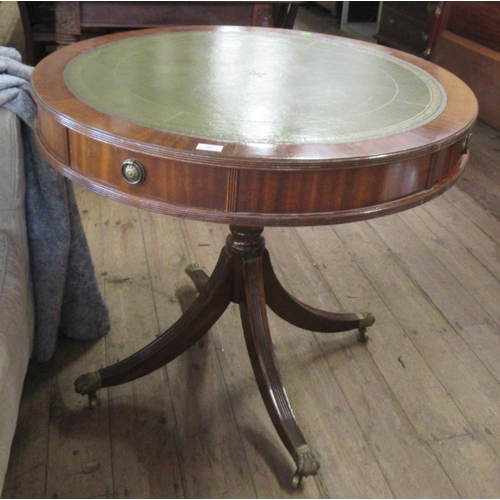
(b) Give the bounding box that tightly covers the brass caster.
[358,327,369,343]
[356,311,375,329]
[291,444,320,489]
[74,371,102,395]
[88,392,98,409]
[292,471,303,489]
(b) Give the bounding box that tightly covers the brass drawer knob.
[121,159,146,185]
[462,133,472,155]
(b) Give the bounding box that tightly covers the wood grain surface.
[5,121,500,498]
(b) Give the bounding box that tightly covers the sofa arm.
[0,108,35,491]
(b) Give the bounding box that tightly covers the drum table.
[32,26,477,487]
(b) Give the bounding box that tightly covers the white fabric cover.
[0,107,34,490]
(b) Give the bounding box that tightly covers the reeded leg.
[75,248,234,394]
[239,254,320,487]
[262,249,374,337]
[75,224,374,487]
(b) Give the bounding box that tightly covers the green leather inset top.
[64,29,447,145]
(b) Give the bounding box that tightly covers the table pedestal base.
[75,226,375,487]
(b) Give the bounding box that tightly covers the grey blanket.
[0,46,110,362]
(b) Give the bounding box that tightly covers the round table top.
[63,29,446,147]
[32,26,478,226]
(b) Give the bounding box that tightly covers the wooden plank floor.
[3,6,500,499]
[3,122,500,500]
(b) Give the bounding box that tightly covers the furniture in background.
[17,2,55,65]
[340,1,381,42]
[0,108,35,492]
[375,1,450,60]
[32,26,477,487]
[374,1,500,130]
[19,1,298,65]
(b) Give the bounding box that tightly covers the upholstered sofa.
[0,107,35,490]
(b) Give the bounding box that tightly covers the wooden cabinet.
[375,2,449,60]
[434,2,500,129]
[19,1,297,65]
[375,1,500,129]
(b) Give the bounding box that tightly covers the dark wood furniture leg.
[74,225,375,486]
[262,249,374,339]
[239,247,321,487]
[74,249,234,393]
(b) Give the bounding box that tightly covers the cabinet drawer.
[377,5,432,56]
[385,2,441,25]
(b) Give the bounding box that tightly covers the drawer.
[377,5,432,56]
[68,131,229,211]
[384,2,441,25]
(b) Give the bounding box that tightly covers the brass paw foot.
[356,312,374,343]
[357,311,375,328]
[292,445,320,488]
[74,371,102,395]
[185,264,210,293]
